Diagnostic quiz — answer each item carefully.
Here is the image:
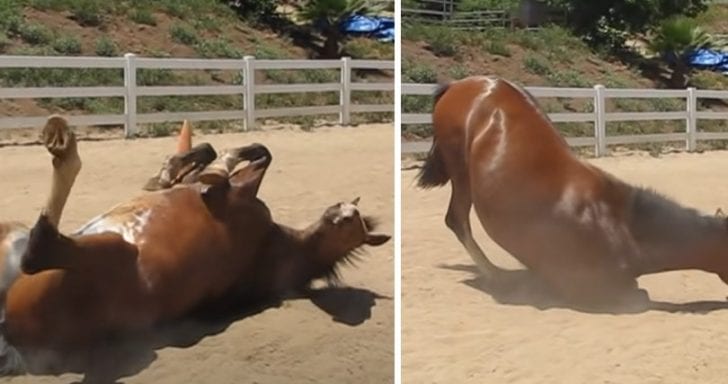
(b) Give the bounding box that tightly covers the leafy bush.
[427,29,458,57]
[170,23,198,45]
[72,0,105,27]
[523,55,551,75]
[0,32,10,53]
[344,38,394,60]
[403,63,438,83]
[53,35,82,55]
[195,38,242,58]
[691,70,728,90]
[18,23,54,45]
[485,40,510,57]
[95,36,119,57]
[225,0,279,24]
[129,8,156,26]
[449,65,470,80]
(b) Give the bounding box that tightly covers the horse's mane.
[320,216,380,284]
[628,186,725,248]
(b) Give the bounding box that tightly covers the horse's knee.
[444,209,458,232]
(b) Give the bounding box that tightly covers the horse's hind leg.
[445,173,503,281]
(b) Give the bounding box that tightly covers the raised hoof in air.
[41,115,77,160]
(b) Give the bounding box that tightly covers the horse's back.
[437,77,638,288]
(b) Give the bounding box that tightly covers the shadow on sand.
[439,264,728,315]
[20,285,386,384]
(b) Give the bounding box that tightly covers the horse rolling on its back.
[0,117,391,375]
[418,75,728,305]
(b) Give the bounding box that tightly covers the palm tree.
[647,16,722,88]
[300,0,385,58]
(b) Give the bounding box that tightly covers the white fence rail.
[0,55,394,137]
[402,83,728,157]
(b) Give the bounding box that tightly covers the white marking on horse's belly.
[0,230,27,294]
[73,209,151,245]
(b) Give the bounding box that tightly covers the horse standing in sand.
[418,75,728,305]
[0,117,390,374]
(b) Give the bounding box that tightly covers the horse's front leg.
[21,116,82,274]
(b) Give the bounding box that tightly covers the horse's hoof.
[198,165,229,186]
[41,115,76,159]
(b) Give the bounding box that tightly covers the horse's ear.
[177,120,192,154]
[351,197,361,206]
[716,208,725,218]
[365,233,390,246]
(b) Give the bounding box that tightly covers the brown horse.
[418,75,728,306]
[0,117,390,374]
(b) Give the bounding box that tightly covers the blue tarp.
[341,15,395,43]
[689,49,728,72]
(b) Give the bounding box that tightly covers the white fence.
[0,55,394,137]
[402,83,728,157]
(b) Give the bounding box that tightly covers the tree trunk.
[321,27,341,59]
[669,61,689,89]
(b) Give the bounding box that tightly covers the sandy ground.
[0,123,394,384]
[403,150,728,384]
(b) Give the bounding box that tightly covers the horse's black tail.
[416,83,451,189]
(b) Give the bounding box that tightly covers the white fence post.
[243,55,256,131]
[340,57,352,126]
[594,84,606,157]
[687,87,697,152]
[123,53,137,138]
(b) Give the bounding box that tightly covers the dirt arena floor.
[403,150,728,384]
[0,123,393,383]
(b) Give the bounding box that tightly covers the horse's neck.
[638,233,728,276]
[627,189,728,275]
[264,221,335,290]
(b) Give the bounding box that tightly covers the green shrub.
[53,35,82,55]
[403,63,437,83]
[193,15,222,32]
[0,32,10,53]
[343,38,394,60]
[195,38,242,58]
[523,55,551,76]
[513,30,541,50]
[27,0,56,11]
[129,8,156,26]
[255,45,288,59]
[137,68,176,86]
[449,65,469,80]
[485,40,510,57]
[170,23,198,45]
[427,30,458,57]
[546,70,588,87]
[691,70,728,90]
[162,1,190,18]
[95,36,118,57]
[0,0,22,33]
[18,23,53,45]
[72,0,104,27]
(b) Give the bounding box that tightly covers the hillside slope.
[0,0,393,140]
[402,4,728,152]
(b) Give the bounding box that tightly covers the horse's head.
[315,197,391,265]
